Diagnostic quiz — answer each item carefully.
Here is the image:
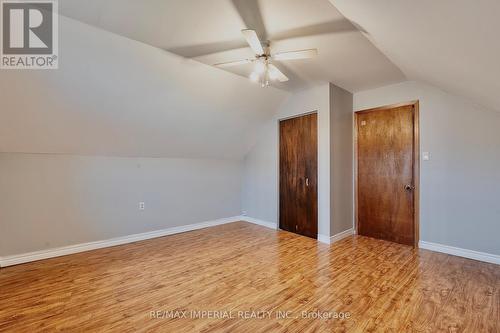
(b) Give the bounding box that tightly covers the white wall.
[242,84,331,239]
[0,153,242,256]
[354,81,500,255]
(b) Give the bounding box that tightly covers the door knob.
[404,184,415,191]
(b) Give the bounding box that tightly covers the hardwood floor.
[0,222,498,332]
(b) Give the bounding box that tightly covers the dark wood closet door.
[279,113,318,239]
[357,105,416,246]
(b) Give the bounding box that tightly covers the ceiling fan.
[213,29,318,87]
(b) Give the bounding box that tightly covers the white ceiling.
[5,0,497,158]
[330,0,500,112]
[59,0,406,92]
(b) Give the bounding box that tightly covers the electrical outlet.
[242,210,247,216]
[139,202,145,211]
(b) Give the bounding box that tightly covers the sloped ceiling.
[330,0,500,112]
[58,0,405,92]
[0,16,288,159]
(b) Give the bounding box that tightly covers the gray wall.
[0,153,242,256]
[0,14,284,258]
[242,85,332,237]
[330,84,354,235]
[354,81,500,255]
[0,15,287,160]
[241,121,279,224]
[242,84,355,239]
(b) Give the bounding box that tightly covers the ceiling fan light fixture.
[268,67,279,81]
[212,29,304,86]
[249,72,260,83]
[254,61,266,74]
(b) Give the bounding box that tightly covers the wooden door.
[279,113,318,239]
[356,103,418,246]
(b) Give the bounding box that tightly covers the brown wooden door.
[279,113,318,239]
[357,104,416,246]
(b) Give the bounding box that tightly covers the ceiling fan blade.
[273,49,318,61]
[232,0,267,40]
[268,19,362,41]
[268,64,289,82]
[241,29,264,55]
[213,59,252,68]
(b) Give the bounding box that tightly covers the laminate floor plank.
[0,222,498,332]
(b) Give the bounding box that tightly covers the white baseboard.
[0,216,282,268]
[239,216,277,230]
[318,228,355,245]
[316,234,329,244]
[419,241,500,265]
[330,228,356,244]
[0,216,241,268]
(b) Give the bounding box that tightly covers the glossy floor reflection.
[0,222,498,332]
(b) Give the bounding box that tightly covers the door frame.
[354,101,420,247]
[277,111,319,237]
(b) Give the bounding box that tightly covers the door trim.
[354,101,420,247]
[278,111,319,238]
